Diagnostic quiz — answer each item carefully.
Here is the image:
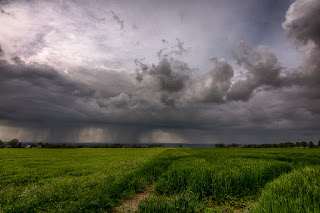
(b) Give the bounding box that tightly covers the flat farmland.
[0,148,166,212]
[1,148,320,212]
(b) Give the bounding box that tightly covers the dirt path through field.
[114,185,153,213]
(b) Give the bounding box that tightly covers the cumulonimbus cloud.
[282,0,320,99]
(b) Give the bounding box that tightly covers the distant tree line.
[0,139,22,148]
[1,138,319,149]
[215,140,320,148]
[0,139,164,149]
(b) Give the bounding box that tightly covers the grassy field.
[0,148,320,212]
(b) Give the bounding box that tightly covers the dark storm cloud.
[149,58,190,93]
[134,39,193,106]
[135,41,192,93]
[0,58,94,123]
[0,52,202,142]
[0,50,181,126]
[134,57,192,106]
[1,0,320,144]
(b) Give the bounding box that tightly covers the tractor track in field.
[114,185,153,213]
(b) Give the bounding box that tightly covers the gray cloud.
[283,0,320,46]
[134,57,192,107]
[170,38,190,56]
[110,10,125,31]
[149,58,190,93]
[0,44,4,56]
[0,5,11,16]
[156,38,190,59]
[283,0,320,99]
[196,58,234,103]
[0,58,94,123]
[227,41,283,101]
[134,58,148,82]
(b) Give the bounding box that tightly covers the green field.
[1,148,320,212]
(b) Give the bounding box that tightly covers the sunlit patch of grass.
[252,166,320,213]
[136,148,320,213]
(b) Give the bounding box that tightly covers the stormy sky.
[0,0,319,144]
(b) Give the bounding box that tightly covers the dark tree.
[301,141,307,148]
[8,139,19,148]
[318,140,320,148]
[230,143,238,148]
[284,142,294,148]
[215,143,225,148]
[131,144,143,148]
[295,142,301,148]
[0,140,5,148]
[308,141,314,148]
[110,144,124,148]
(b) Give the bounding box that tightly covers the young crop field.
[1,148,320,212]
